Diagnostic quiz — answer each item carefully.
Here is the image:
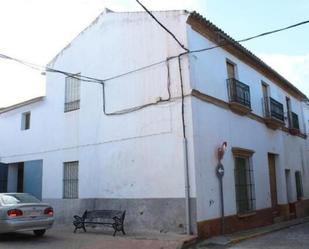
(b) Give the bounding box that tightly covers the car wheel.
[33,229,46,237]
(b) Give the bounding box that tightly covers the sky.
[0,0,308,107]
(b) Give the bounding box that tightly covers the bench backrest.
[83,210,125,221]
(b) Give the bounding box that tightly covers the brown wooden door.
[226,61,235,79]
[268,154,278,208]
[262,83,269,115]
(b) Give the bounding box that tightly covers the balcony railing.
[263,97,284,122]
[291,112,300,130]
[227,78,251,109]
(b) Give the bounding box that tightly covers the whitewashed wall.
[186,25,308,221]
[0,10,197,200]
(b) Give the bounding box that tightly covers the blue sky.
[204,0,309,55]
[0,0,308,106]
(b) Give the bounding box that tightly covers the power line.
[189,18,309,54]
[0,16,308,85]
[136,0,189,52]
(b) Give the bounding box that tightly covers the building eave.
[0,96,45,114]
[187,11,308,101]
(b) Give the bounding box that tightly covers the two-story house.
[0,9,308,237]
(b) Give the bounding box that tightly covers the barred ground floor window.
[295,171,303,200]
[232,147,256,214]
[63,161,79,199]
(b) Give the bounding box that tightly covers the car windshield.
[1,194,41,205]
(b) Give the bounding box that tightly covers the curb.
[178,235,198,249]
[230,216,309,244]
[193,216,309,248]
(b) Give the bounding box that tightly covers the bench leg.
[113,229,117,237]
[83,225,87,232]
[121,227,126,235]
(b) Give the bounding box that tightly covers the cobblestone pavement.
[191,222,309,249]
[0,225,192,249]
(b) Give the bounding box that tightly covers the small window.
[21,112,31,130]
[64,76,80,112]
[233,148,255,214]
[63,161,79,199]
[295,171,303,200]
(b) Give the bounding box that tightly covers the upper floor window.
[21,112,31,130]
[285,97,300,134]
[262,82,284,129]
[65,76,80,112]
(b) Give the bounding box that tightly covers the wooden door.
[226,61,235,79]
[268,154,278,208]
[262,83,269,115]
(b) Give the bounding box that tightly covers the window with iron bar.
[295,171,303,200]
[63,161,79,199]
[64,76,80,112]
[234,156,256,214]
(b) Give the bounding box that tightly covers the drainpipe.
[178,54,191,235]
[183,137,191,234]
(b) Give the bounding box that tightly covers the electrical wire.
[1,17,308,85]
[0,15,308,115]
[136,0,189,52]
[189,18,309,54]
[102,58,172,115]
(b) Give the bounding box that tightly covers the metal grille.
[227,78,251,108]
[295,171,303,200]
[0,165,8,192]
[234,156,255,214]
[63,161,79,199]
[263,97,284,121]
[64,76,80,112]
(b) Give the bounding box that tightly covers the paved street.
[0,226,192,249]
[191,222,309,249]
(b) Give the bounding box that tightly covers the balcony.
[263,97,284,130]
[289,112,300,135]
[227,78,251,115]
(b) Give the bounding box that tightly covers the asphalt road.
[197,222,309,249]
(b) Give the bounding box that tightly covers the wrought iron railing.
[227,78,251,109]
[291,112,300,130]
[263,97,284,122]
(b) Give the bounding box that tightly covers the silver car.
[0,193,54,236]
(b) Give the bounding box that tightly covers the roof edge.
[0,96,45,114]
[187,11,308,101]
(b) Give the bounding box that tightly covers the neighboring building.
[0,9,308,237]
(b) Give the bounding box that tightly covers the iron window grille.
[234,156,256,214]
[0,166,8,192]
[295,171,303,200]
[263,97,284,121]
[64,76,80,112]
[63,161,79,199]
[227,78,251,109]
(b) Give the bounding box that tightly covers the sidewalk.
[192,216,309,248]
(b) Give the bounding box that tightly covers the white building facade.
[0,10,308,237]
